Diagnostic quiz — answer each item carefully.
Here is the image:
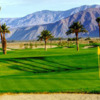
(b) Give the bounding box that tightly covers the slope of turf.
[0,47,99,93]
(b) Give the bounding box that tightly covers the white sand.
[83,46,94,49]
[0,93,100,100]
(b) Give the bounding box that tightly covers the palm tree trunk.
[45,40,47,51]
[76,33,79,51]
[0,25,3,45]
[0,25,4,52]
[1,33,3,42]
[1,33,3,52]
[3,33,7,54]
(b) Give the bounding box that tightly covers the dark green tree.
[66,22,88,51]
[38,30,53,51]
[1,23,10,54]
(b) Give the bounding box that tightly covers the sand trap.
[83,46,94,49]
[7,45,57,49]
[0,93,100,100]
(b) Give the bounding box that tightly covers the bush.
[67,38,72,41]
[67,37,81,41]
[90,43,100,47]
[89,41,95,44]
[57,41,67,47]
[35,43,37,48]
[85,37,91,40]
[72,38,76,41]
[24,44,28,49]
[68,45,75,48]
[20,44,24,49]
[29,43,33,49]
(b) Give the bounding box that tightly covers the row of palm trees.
[0,19,99,53]
[38,23,87,51]
[0,7,100,53]
[38,17,100,51]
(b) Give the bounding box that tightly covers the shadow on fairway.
[0,56,97,75]
[0,57,78,73]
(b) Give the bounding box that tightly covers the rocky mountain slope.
[6,7,100,40]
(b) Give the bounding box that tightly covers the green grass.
[0,46,99,93]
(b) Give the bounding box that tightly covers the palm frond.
[66,21,88,35]
[66,29,73,35]
[1,23,10,34]
[37,35,43,41]
[96,17,100,24]
[38,30,53,41]
[80,28,88,33]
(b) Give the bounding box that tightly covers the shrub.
[67,37,81,41]
[89,41,95,44]
[85,37,91,40]
[20,44,24,49]
[24,43,28,49]
[35,43,37,48]
[29,43,33,49]
[67,38,72,41]
[72,38,76,41]
[57,41,67,47]
[90,43,100,47]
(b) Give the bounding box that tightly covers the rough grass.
[0,46,99,93]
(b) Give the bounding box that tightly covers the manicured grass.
[0,46,99,93]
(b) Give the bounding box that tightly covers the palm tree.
[96,17,100,40]
[38,30,53,51]
[66,22,88,51]
[1,23,10,54]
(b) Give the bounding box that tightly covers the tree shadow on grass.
[1,57,77,74]
[0,56,96,75]
[26,58,74,71]
[0,57,98,80]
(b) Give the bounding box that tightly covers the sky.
[0,0,100,18]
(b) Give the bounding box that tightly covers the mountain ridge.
[5,7,100,40]
[1,4,100,28]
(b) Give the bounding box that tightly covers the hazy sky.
[0,0,100,18]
